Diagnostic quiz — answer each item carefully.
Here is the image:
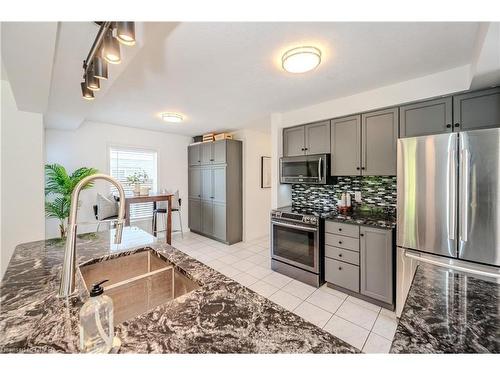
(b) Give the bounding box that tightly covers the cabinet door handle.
[356,167,360,170]
[338,240,343,244]
[360,233,364,237]
[454,123,460,128]
[338,267,342,271]
[361,167,366,170]
[338,253,343,257]
[210,159,214,161]
[446,124,452,128]
[338,228,342,232]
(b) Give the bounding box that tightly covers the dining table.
[123,192,174,244]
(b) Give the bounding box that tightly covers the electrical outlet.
[354,191,362,203]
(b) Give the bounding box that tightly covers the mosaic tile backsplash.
[291,176,397,210]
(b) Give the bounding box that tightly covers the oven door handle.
[271,220,318,232]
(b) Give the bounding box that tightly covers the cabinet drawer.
[325,245,359,265]
[325,258,359,293]
[325,233,359,252]
[325,221,359,238]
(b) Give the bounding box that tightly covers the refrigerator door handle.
[460,148,470,242]
[448,148,456,240]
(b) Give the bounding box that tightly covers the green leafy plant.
[45,163,98,238]
[126,170,149,184]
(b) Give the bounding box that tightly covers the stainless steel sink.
[79,249,199,325]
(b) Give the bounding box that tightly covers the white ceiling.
[3,22,485,136]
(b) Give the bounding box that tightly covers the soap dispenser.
[79,279,114,353]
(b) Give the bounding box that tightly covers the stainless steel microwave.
[280,154,330,184]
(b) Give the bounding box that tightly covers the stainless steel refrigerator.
[396,128,500,314]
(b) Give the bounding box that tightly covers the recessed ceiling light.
[161,112,184,123]
[282,46,321,74]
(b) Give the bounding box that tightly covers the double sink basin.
[79,249,200,325]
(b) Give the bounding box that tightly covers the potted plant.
[127,170,149,195]
[45,163,98,238]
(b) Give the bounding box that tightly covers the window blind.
[109,147,158,220]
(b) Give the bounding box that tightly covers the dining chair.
[152,190,183,238]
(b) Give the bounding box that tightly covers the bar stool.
[152,191,183,238]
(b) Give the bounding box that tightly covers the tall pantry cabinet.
[187,139,243,244]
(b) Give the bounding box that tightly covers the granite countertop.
[324,209,396,229]
[0,227,357,354]
[391,263,500,353]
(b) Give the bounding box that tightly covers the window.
[109,146,158,220]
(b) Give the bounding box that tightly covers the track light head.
[116,22,136,46]
[81,82,95,100]
[85,70,100,91]
[92,55,108,80]
[103,29,121,64]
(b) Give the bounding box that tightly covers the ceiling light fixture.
[81,82,95,100]
[116,22,136,46]
[161,112,184,123]
[92,55,108,80]
[282,46,322,74]
[80,22,136,100]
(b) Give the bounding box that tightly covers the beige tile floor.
[169,231,399,353]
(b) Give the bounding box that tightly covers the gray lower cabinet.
[362,107,398,176]
[201,200,213,235]
[400,97,453,138]
[188,139,242,244]
[360,226,393,304]
[188,199,201,232]
[325,258,359,293]
[330,115,361,176]
[453,87,500,131]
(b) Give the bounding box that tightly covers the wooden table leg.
[125,200,131,226]
[167,196,172,245]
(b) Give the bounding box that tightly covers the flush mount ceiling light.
[282,46,322,74]
[116,22,136,46]
[161,112,184,123]
[79,22,136,100]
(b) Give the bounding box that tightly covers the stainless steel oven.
[270,208,323,286]
[280,154,329,184]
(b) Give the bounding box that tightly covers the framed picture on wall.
[261,156,271,188]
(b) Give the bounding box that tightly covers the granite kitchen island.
[391,263,500,353]
[0,227,357,354]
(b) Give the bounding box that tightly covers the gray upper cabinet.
[453,87,500,131]
[360,226,393,304]
[188,145,200,166]
[400,97,453,138]
[200,142,213,164]
[212,141,227,164]
[330,115,361,176]
[188,139,242,244]
[283,126,305,156]
[305,121,330,154]
[283,121,331,157]
[362,107,398,176]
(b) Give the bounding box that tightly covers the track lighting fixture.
[116,22,136,46]
[80,21,135,100]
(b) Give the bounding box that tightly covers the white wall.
[1,79,45,278]
[232,125,272,241]
[45,121,192,239]
[270,65,474,207]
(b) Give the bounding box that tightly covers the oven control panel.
[271,211,318,225]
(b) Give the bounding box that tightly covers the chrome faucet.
[59,174,126,298]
